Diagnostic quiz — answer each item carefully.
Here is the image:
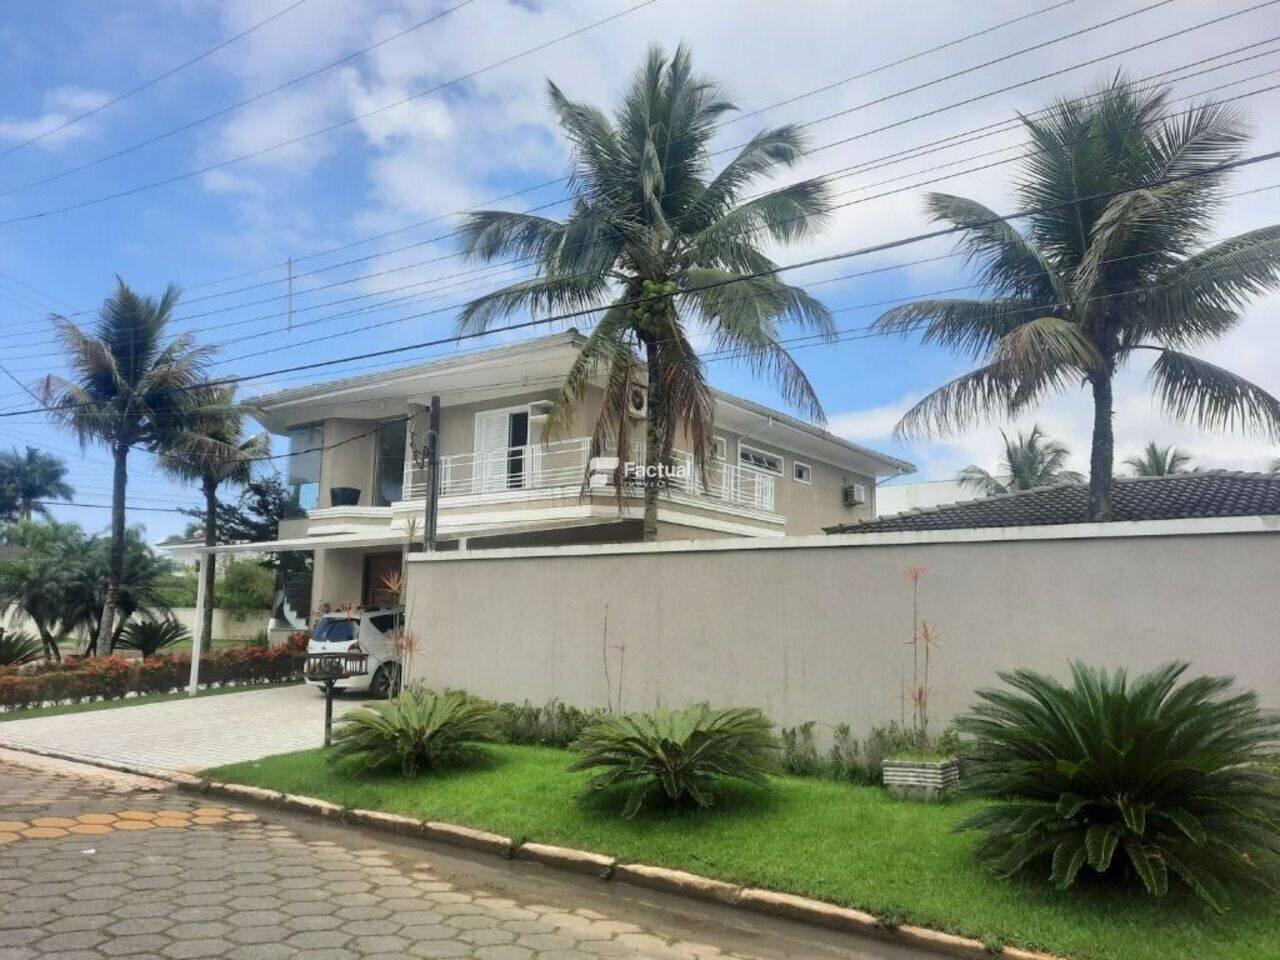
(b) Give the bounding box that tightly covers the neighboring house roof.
[826,471,1280,534]
[248,329,916,479]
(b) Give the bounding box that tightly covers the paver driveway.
[0,685,360,775]
[0,752,924,960]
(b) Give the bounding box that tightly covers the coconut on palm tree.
[0,447,73,521]
[41,280,212,653]
[456,45,833,540]
[1124,441,1193,476]
[874,78,1280,520]
[957,424,1083,496]
[157,387,268,644]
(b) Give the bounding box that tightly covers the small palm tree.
[457,45,833,540]
[957,425,1083,496]
[0,520,85,660]
[874,78,1280,521]
[63,529,176,655]
[157,388,268,644]
[0,447,73,520]
[41,280,212,653]
[1124,441,1193,476]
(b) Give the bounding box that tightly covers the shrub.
[495,699,605,748]
[956,661,1280,910]
[778,720,959,784]
[329,687,502,777]
[569,705,778,817]
[0,631,42,666]
[116,618,190,659]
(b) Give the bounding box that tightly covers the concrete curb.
[0,745,1066,960]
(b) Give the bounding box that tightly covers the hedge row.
[0,647,303,712]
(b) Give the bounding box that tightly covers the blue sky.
[1,0,1278,540]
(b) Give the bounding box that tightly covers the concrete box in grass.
[883,758,961,801]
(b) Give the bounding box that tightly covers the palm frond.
[457,273,611,335]
[1147,348,1280,441]
[873,298,1044,361]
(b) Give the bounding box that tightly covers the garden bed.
[204,743,1279,960]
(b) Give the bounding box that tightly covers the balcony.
[402,437,776,514]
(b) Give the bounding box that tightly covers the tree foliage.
[957,425,1084,496]
[874,78,1280,520]
[1124,442,1193,476]
[0,447,73,521]
[457,45,833,539]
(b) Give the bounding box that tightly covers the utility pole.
[422,395,440,551]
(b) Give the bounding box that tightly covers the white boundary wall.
[404,517,1280,733]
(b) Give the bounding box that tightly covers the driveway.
[0,751,926,960]
[0,684,363,775]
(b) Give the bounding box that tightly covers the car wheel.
[369,663,401,699]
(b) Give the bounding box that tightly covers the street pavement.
[0,750,926,960]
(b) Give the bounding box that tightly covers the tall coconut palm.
[1124,441,1193,476]
[873,78,1280,520]
[157,387,268,644]
[456,45,833,540]
[41,280,212,653]
[0,447,73,521]
[957,424,1083,496]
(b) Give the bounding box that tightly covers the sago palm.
[0,446,73,520]
[456,44,833,540]
[157,387,268,644]
[1124,441,1193,476]
[874,78,1280,520]
[41,280,212,653]
[956,662,1280,910]
[957,424,1083,496]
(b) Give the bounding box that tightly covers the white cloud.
[0,86,113,148]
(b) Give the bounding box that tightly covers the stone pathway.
[0,753,924,960]
[0,685,361,775]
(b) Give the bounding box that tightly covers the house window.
[712,436,727,461]
[373,419,408,506]
[285,423,323,510]
[793,461,812,484]
[475,407,530,492]
[739,441,782,476]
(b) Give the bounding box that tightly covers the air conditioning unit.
[626,384,648,418]
[843,482,868,506]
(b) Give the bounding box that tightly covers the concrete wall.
[403,519,1280,733]
[169,607,269,641]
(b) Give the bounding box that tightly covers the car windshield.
[312,617,358,643]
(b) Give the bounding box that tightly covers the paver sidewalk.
[0,684,360,774]
[0,753,923,960]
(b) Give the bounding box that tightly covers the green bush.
[569,705,778,817]
[495,699,605,748]
[329,687,502,777]
[116,618,190,659]
[956,662,1280,910]
[779,720,959,784]
[0,631,42,666]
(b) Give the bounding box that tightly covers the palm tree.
[873,78,1280,520]
[957,424,1083,496]
[0,447,73,521]
[41,280,212,653]
[64,528,176,655]
[1124,441,1193,476]
[157,387,268,644]
[456,45,833,540]
[0,520,85,661]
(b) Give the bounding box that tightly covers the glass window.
[739,442,783,476]
[373,419,408,506]
[311,617,357,643]
[286,423,323,510]
[793,461,812,484]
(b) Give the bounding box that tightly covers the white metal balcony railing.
[402,437,776,513]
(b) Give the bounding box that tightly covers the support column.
[187,552,208,696]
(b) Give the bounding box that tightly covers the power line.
[0,0,657,226]
[7,27,1274,355]
[0,0,313,160]
[3,146,1275,421]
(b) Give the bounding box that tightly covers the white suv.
[305,608,402,698]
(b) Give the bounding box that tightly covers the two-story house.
[239,330,914,622]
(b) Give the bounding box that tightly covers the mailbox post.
[303,652,369,746]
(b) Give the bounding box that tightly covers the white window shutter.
[474,412,510,492]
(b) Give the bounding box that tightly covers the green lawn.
[166,635,264,654]
[204,744,1279,960]
[0,681,302,722]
